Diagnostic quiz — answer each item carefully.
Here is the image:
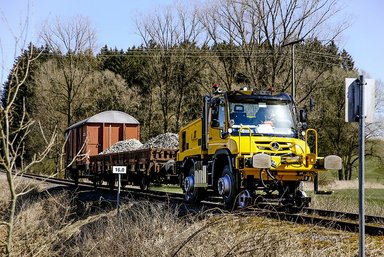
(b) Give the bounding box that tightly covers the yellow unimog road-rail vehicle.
[177,86,342,209]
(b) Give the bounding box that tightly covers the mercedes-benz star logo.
[271,142,280,150]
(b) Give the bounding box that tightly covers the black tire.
[139,174,150,191]
[281,181,308,211]
[92,175,97,189]
[220,165,237,209]
[121,181,128,188]
[72,169,79,186]
[92,174,102,189]
[64,169,69,180]
[108,175,115,190]
[184,166,204,203]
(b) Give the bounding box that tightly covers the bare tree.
[39,15,97,127]
[137,4,207,134]
[199,0,348,91]
[365,78,384,169]
[199,0,263,89]
[309,67,360,180]
[35,16,97,175]
[0,45,56,256]
[40,15,96,55]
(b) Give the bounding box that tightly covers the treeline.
[1,0,367,179]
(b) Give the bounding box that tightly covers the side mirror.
[299,109,307,122]
[310,97,315,111]
[299,122,308,131]
[221,131,229,139]
[211,119,220,128]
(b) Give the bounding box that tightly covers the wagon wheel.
[72,169,79,186]
[121,181,128,188]
[92,174,103,189]
[139,174,149,191]
[64,169,70,180]
[108,174,115,190]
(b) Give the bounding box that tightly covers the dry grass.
[318,180,384,190]
[1,174,383,256]
[59,203,384,257]
[51,200,384,257]
[62,201,188,256]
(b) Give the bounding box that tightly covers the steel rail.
[303,207,384,224]
[258,209,384,236]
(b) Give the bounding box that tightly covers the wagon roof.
[65,110,139,131]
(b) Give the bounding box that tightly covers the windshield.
[229,101,295,137]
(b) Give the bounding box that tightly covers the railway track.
[251,206,384,236]
[9,172,384,236]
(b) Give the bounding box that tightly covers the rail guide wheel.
[238,190,252,208]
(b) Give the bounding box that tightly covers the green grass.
[299,149,384,214]
[364,156,384,183]
[364,188,384,204]
[308,188,384,215]
[149,185,183,194]
[309,153,384,214]
[349,139,384,183]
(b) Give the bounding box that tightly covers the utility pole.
[282,38,304,101]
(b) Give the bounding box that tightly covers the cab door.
[207,98,227,155]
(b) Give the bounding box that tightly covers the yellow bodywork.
[178,118,322,183]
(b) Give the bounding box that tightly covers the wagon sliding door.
[87,125,102,155]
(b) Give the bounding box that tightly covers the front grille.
[255,140,293,155]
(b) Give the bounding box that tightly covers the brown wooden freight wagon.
[64,110,140,180]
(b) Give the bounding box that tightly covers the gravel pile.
[99,133,179,154]
[141,133,179,149]
[100,139,143,154]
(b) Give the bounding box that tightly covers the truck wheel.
[218,164,237,209]
[183,166,204,203]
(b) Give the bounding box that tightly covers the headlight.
[324,155,342,170]
[252,153,271,169]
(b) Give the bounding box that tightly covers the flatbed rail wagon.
[89,147,178,189]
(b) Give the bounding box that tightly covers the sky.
[1,0,384,86]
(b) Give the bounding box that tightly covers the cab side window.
[211,100,225,128]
